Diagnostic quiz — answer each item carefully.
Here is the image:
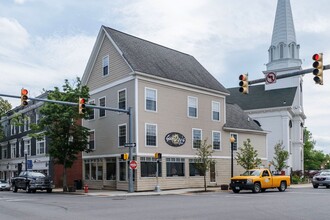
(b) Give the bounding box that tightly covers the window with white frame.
[84,159,103,180]
[166,158,185,177]
[36,137,46,155]
[189,159,202,176]
[119,160,127,181]
[212,131,221,150]
[145,88,157,111]
[146,124,157,146]
[212,101,220,121]
[88,130,95,150]
[11,123,16,135]
[192,129,202,149]
[118,124,127,147]
[11,142,16,158]
[19,141,23,157]
[141,157,162,177]
[88,100,95,120]
[1,146,7,159]
[24,116,31,131]
[118,89,126,110]
[188,96,198,118]
[24,139,31,156]
[106,158,116,180]
[102,55,109,76]
[99,97,106,117]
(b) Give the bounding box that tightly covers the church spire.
[266,0,302,71]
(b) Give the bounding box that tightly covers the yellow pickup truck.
[230,168,290,193]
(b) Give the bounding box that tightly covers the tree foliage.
[0,97,12,140]
[195,139,214,191]
[31,78,90,190]
[235,138,262,170]
[304,128,327,170]
[270,142,289,172]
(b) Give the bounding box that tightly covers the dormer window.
[102,55,109,76]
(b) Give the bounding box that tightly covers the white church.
[227,0,306,173]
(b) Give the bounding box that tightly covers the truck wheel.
[47,189,52,193]
[313,184,318,188]
[252,183,261,193]
[232,188,240,193]
[278,181,287,192]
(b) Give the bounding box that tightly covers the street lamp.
[230,136,236,178]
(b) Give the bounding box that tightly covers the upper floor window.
[212,131,221,150]
[36,136,46,155]
[118,124,127,147]
[212,101,220,121]
[88,130,95,150]
[99,97,106,118]
[24,139,31,156]
[146,123,157,147]
[188,97,198,118]
[88,100,95,120]
[24,116,31,131]
[145,88,157,112]
[1,146,7,159]
[11,142,16,158]
[118,89,126,110]
[192,129,202,149]
[11,124,16,135]
[102,55,109,76]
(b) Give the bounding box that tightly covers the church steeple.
[266,0,302,71]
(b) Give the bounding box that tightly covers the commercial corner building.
[81,26,267,191]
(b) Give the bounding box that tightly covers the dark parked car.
[312,171,330,188]
[12,171,53,193]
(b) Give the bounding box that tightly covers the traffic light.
[312,53,323,85]
[21,88,28,106]
[79,98,86,114]
[239,74,249,94]
[121,153,129,160]
[154,152,162,159]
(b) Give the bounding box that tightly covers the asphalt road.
[0,186,329,220]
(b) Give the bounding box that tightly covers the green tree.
[304,128,326,170]
[0,97,12,140]
[236,138,262,170]
[195,139,214,192]
[31,78,90,191]
[270,142,289,172]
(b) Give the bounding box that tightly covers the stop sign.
[130,160,137,170]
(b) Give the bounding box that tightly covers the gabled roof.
[226,85,297,111]
[224,103,263,132]
[102,26,229,94]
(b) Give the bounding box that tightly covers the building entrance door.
[210,163,216,182]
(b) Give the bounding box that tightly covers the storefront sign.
[165,132,186,147]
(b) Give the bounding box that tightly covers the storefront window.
[141,157,161,177]
[166,158,185,177]
[106,158,116,180]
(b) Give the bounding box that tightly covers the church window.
[279,44,284,59]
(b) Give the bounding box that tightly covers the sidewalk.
[53,183,311,197]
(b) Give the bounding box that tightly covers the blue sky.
[1,0,330,153]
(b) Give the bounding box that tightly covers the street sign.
[130,160,137,170]
[27,160,33,169]
[266,72,277,84]
[125,143,136,148]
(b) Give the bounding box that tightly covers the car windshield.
[241,170,261,176]
[319,172,330,176]
[19,171,46,178]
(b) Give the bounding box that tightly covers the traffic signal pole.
[248,65,330,86]
[0,93,135,193]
